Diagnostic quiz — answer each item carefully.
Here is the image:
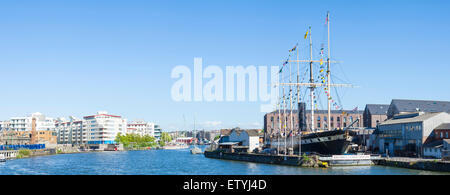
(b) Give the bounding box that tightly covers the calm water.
[0,146,447,175]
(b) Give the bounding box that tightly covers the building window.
[337,117,340,122]
[446,132,449,138]
[317,116,321,121]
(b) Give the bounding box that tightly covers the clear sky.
[0,0,449,131]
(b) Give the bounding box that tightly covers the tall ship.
[266,12,359,155]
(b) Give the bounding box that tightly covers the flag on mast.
[326,12,329,25]
[304,30,309,39]
[289,43,298,52]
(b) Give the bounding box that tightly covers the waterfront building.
[387,99,450,119]
[423,140,444,159]
[83,111,127,144]
[0,131,31,145]
[7,112,55,132]
[176,137,194,144]
[219,129,260,153]
[127,120,155,137]
[55,117,85,145]
[0,130,57,146]
[154,125,162,140]
[363,104,389,128]
[373,112,450,157]
[443,139,450,161]
[433,123,450,141]
[218,129,233,143]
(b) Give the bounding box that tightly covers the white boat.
[163,144,189,150]
[0,154,6,163]
[190,146,203,154]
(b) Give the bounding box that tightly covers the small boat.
[163,144,189,150]
[0,154,6,163]
[190,146,203,154]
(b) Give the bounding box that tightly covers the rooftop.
[267,109,363,115]
[435,123,450,130]
[365,104,389,115]
[391,99,450,113]
[379,112,445,126]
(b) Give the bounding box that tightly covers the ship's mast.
[289,49,294,154]
[297,43,301,155]
[277,97,281,155]
[283,87,287,154]
[309,26,315,132]
[327,12,332,131]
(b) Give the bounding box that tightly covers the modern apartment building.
[7,112,55,132]
[127,120,155,137]
[55,116,85,145]
[83,111,127,145]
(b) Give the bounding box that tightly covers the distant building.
[387,99,450,119]
[363,104,389,128]
[7,112,55,132]
[0,131,31,145]
[55,116,85,145]
[127,120,155,137]
[0,121,9,131]
[154,125,162,140]
[264,109,363,141]
[176,137,194,144]
[373,112,450,157]
[83,111,127,145]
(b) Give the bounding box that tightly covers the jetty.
[376,157,450,172]
[204,151,327,167]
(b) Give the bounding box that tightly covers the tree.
[115,133,157,149]
[161,132,172,143]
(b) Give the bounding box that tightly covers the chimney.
[30,118,37,144]
[298,102,306,132]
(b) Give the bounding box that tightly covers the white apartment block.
[0,121,8,131]
[55,116,86,145]
[127,120,155,137]
[6,112,55,132]
[83,111,127,145]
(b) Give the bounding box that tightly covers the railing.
[0,144,45,150]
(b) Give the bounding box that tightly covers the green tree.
[161,132,172,143]
[115,133,157,149]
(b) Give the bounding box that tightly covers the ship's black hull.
[295,139,352,155]
[270,130,355,155]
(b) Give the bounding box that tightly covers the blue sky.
[0,0,449,131]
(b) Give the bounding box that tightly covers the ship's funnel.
[298,102,306,132]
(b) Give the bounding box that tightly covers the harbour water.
[0,146,447,175]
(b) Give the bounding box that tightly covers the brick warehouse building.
[363,104,389,128]
[263,109,363,142]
